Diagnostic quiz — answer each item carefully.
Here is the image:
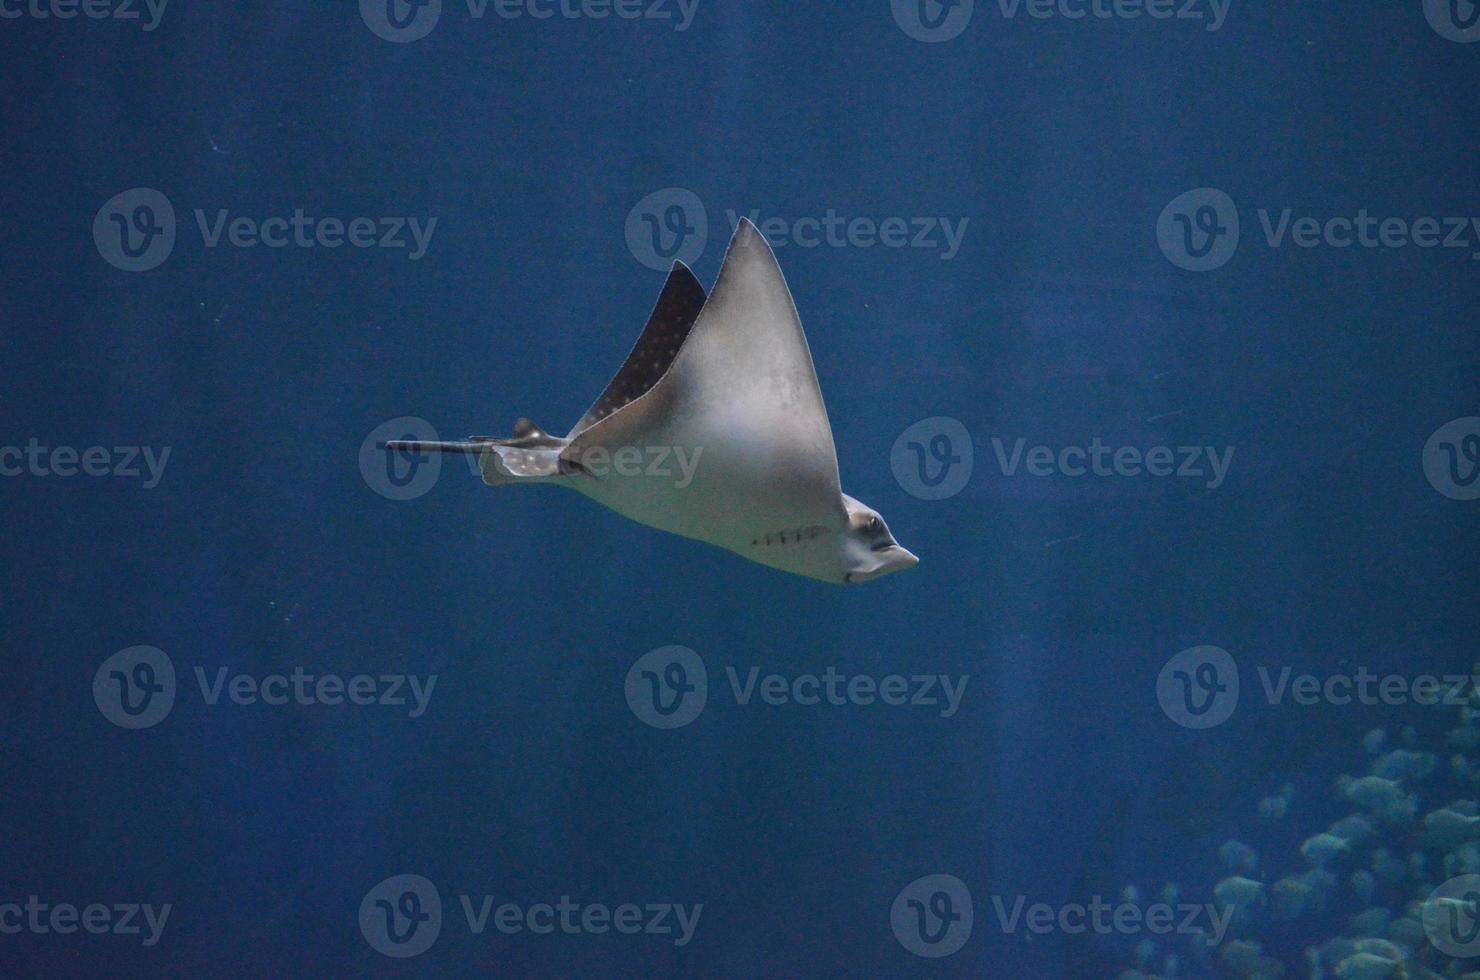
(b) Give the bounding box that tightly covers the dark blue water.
[3,2,1479,977]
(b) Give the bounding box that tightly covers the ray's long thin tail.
[378,439,497,456]
[379,423,569,485]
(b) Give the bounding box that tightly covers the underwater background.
[2,1,1479,977]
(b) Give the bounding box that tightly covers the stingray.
[383,218,918,584]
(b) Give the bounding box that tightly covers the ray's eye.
[865,516,882,535]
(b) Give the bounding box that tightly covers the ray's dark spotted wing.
[569,262,707,436]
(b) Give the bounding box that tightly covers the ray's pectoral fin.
[572,218,844,515]
[567,262,707,438]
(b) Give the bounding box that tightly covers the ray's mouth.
[845,544,921,584]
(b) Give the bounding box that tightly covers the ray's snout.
[883,544,920,574]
